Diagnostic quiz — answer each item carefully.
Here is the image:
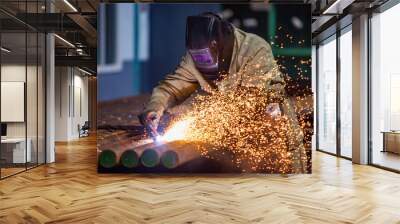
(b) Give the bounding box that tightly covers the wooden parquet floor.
[1,135,400,224]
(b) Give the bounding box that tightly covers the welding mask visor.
[186,16,219,74]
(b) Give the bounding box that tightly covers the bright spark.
[157,117,194,142]
[149,28,312,173]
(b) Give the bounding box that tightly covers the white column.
[45,0,56,164]
[352,14,369,164]
[46,32,55,163]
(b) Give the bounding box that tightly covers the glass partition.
[339,26,352,158]
[26,0,44,169]
[317,35,337,154]
[27,30,38,169]
[0,1,46,179]
[38,32,45,165]
[370,4,400,171]
[1,30,28,177]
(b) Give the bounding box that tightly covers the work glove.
[138,110,162,139]
[265,103,282,118]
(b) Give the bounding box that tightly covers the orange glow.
[158,117,194,142]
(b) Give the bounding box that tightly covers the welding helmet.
[186,12,234,80]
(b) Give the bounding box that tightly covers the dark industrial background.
[97,3,311,101]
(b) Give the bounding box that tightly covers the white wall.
[55,67,89,141]
[55,66,69,141]
[0,65,41,138]
[1,65,26,139]
[71,72,89,138]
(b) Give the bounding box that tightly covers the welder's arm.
[144,53,200,114]
[241,45,306,173]
[240,46,286,104]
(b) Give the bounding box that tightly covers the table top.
[381,131,400,134]
[1,138,29,143]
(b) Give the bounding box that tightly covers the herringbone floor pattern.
[1,135,400,224]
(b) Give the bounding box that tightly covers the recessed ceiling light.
[54,34,75,48]
[322,0,354,15]
[1,47,11,53]
[78,67,92,76]
[63,0,78,12]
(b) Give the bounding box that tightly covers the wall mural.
[97,3,312,174]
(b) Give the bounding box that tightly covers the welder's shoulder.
[237,28,273,57]
[248,34,274,57]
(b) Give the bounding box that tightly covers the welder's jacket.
[144,27,307,173]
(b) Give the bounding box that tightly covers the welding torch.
[146,120,160,141]
[139,111,161,141]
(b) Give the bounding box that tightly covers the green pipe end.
[140,148,160,168]
[120,150,139,168]
[161,151,179,169]
[99,150,117,168]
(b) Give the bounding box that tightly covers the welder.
[139,12,306,172]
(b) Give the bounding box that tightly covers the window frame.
[315,23,353,161]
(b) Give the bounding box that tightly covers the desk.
[1,138,31,163]
[382,131,400,154]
